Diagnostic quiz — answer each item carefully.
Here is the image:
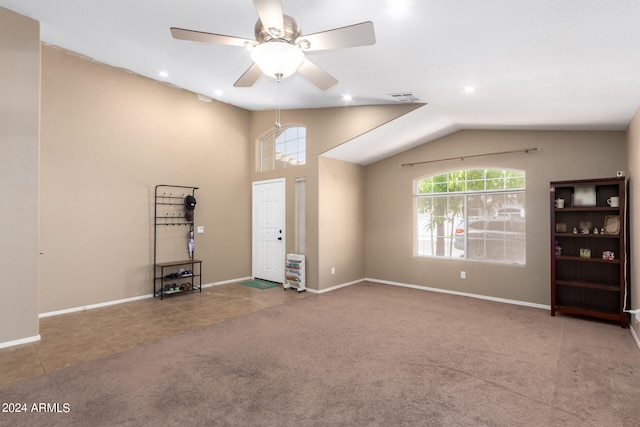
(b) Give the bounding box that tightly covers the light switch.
[196,226,204,234]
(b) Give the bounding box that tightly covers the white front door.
[252,178,285,283]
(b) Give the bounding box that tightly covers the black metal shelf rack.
[153,184,202,300]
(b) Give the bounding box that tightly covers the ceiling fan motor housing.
[255,15,302,45]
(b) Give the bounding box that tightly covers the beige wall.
[249,105,420,290]
[3,4,636,346]
[627,107,640,336]
[319,157,365,287]
[364,130,626,305]
[39,45,252,313]
[0,8,40,345]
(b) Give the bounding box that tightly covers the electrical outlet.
[196,226,204,233]
[460,271,466,279]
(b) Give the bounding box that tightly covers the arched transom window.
[260,125,306,172]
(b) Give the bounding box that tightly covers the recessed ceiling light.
[158,70,169,79]
[464,86,475,93]
[342,94,353,101]
[388,0,410,17]
[214,90,223,97]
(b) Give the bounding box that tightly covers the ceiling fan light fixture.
[250,41,305,79]
[172,5,376,90]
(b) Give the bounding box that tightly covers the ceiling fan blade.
[233,63,263,87]
[253,0,285,37]
[170,27,254,47]
[297,21,376,52]
[297,59,338,91]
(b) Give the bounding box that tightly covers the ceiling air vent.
[389,92,420,103]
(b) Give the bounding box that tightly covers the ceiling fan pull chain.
[275,72,283,129]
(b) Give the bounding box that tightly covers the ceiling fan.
[170,0,376,91]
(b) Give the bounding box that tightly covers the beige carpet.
[1,282,639,426]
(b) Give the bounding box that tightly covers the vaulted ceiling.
[3,0,640,164]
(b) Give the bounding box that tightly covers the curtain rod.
[400,147,539,168]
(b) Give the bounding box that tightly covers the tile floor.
[0,282,312,387]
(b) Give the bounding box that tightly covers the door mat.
[241,279,281,290]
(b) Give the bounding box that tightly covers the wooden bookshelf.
[550,177,627,327]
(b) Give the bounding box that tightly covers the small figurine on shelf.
[572,227,578,234]
[555,241,562,256]
[593,227,599,234]
[602,251,615,260]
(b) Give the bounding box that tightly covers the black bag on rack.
[185,195,197,221]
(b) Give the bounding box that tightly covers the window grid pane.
[260,126,306,171]
[415,169,525,265]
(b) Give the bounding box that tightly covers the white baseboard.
[0,334,41,350]
[307,277,550,311]
[204,277,251,288]
[630,322,640,351]
[35,276,557,318]
[308,278,364,294]
[365,277,551,310]
[40,294,154,318]
[39,276,252,318]
[19,277,637,351]
[366,278,639,352]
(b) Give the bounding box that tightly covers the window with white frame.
[415,169,526,264]
[260,125,306,172]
